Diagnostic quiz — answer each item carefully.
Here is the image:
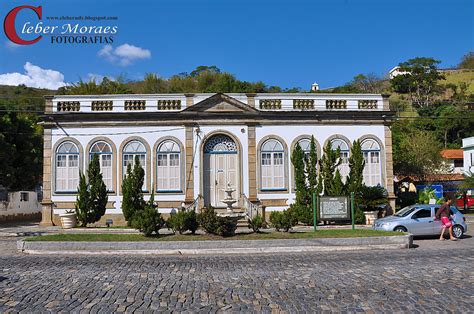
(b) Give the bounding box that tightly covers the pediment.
[183,93,259,113]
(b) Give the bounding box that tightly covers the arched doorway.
[203,134,239,207]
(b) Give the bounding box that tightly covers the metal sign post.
[313,192,317,231]
[351,192,355,231]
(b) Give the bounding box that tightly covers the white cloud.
[98,43,151,66]
[0,62,66,90]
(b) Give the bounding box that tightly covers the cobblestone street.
[1,238,473,312]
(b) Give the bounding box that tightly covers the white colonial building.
[39,93,395,226]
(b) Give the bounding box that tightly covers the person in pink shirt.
[435,199,456,241]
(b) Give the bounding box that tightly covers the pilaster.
[248,126,258,202]
[185,126,195,202]
[40,128,54,226]
[384,125,396,210]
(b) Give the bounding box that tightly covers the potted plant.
[359,185,388,225]
[59,209,77,229]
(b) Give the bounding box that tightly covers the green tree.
[141,73,169,93]
[292,143,308,206]
[0,110,42,190]
[291,142,312,224]
[121,156,146,225]
[461,171,474,190]
[458,52,474,69]
[307,136,319,196]
[75,172,90,227]
[359,185,388,210]
[329,170,345,196]
[346,140,365,196]
[131,190,165,236]
[319,141,341,195]
[350,73,386,93]
[391,57,445,108]
[73,155,108,226]
[393,123,445,176]
[58,77,131,95]
[87,154,108,224]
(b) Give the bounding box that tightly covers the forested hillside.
[1,53,473,190]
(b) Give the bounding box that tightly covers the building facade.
[463,137,474,174]
[39,93,395,226]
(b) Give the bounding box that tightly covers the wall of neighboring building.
[0,191,41,222]
[463,137,474,174]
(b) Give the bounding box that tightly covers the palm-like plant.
[358,185,388,211]
[461,171,474,190]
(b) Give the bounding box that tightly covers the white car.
[373,204,467,238]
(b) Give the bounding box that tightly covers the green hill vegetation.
[1,53,473,190]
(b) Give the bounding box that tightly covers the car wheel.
[394,226,407,232]
[452,225,464,239]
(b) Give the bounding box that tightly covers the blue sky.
[0,0,473,90]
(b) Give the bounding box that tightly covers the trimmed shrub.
[184,210,199,234]
[167,210,199,234]
[291,203,313,226]
[270,209,298,232]
[216,217,238,237]
[354,208,366,225]
[248,214,263,233]
[197,206,219,234]
[131,206,165,237]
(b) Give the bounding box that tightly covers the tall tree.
[74,155,108,226]
[291,143,308,206]
[458,52,474,69]
[307,136,319,196]
[87,154,108,224]
[0,110,42,190]
[347,140,365,196]
[75,172,90,227]
[391,57,445,108]
[329,170,345,196]
[350,73,386,93]
[291,143,312,224]
[319,141,341,195]
[393,124,445,176]
[121,156,146,225]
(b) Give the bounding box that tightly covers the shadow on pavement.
[0,220,40,228]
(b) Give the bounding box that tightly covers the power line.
[1,127,186,136]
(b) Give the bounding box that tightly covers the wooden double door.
[203,153,239,208]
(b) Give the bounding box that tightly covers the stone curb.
[18,235,413,255]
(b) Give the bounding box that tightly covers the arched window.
[297,138,311,156]
[156,140,181,191]
[123,140,146,190]
[361,139,382,186]
[261,139,285,190]
[331,139,350,180]
[90,141,113,191]
[55,141,79,192]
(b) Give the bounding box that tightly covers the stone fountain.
[222,183,237,213]
[217,183,246,223]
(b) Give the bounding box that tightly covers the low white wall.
[0,191,41,218]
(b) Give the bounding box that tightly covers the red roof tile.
[441,149,463,159]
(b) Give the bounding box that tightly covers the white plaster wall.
[256,124,386,208]
[192,126,249,199]
[50,124,387,214]
[51,126,186,214]
[463,137,474,174]
[0,192,40,216]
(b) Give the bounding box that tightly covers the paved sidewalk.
[1,248,472,312]
[0,221,60,237]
